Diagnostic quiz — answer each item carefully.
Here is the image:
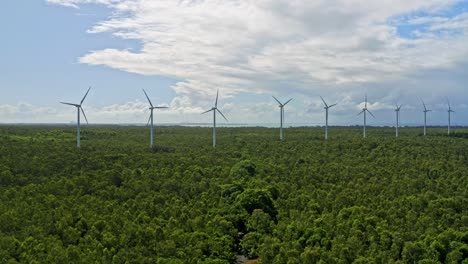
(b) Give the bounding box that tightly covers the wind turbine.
[358,94,375,138]
[202,90,228,148]
[60,87,91,148]
[395,104,402,137]
[272,96,293,141]
[422,100,431,136]
[447,99,455,135]
[320,96,337,140]
[143,89,168,148]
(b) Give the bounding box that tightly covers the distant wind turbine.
[272,96,293,141]
[358,94,375,138]
[394,104,402,137]
[60,87,91,148]
[202,90,228,148]
[320,96,337,140]
[143,89,168,148]
[422,100,431,136]
[447,99,455,135]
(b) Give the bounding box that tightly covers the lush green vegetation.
[0,125,467,263]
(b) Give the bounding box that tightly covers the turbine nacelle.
[60,87,91,125]
[447,100,455,113]
[60,87,91,147]
[272,95,293,141]
[142,89,169,147]
[447,99,455,135]
[395,104,402,112]
[272,96,293,108]
[150,106,169,110]
[358,95,375,118]
[447,98,454,112]
[320,96,337,140]
[202,107,228,121]
[202,89,228,147]
[143,89,169,110]
[320,96,337,110]
[422,100,432,112]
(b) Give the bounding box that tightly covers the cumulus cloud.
[0,103,59,123]
[47,0,124,9]
[45,0,468,125]
[0,98,231,124]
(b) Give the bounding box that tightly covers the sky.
[1,0,468,126]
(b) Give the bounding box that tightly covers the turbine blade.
[60,102,79,107]
[217,109,228,121]
[80,107,89,124]
[421,100,427,111]
[146,114,151,126]
[80,87,91,105]
[367,110,375,118]
[155,106,169,109]
[142,89,153,107]
[284,98,293,106]
[329,103,337,108]
[202,109,213,114]
[358,110,364,116]
[272,96,282,105]
[320,96,328,107]
[215,90,219,108]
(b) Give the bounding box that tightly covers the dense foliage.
[0,125,467,263]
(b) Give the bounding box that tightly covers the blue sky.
[0,1,176,105]
[1,0,468,126]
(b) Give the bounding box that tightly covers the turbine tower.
[272,96,293,141]
[320,96,337,140]
[447,99,455,135]
[395,104,402,137]
[202,90,228,148]
[358,94,375,138]
[422,100,431,136]
[143,89,168,148]
[60,87,91,148]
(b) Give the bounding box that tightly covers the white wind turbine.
[358,95,375,138]
[202,90,228,148]
[60,87,91,148]
[143,89,168,148]
[320,96,337,140]
[272,96,293,141]
[447,99,455,135]
[422,100,431,136]
[394,103,402,137]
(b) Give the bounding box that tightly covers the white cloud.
[47,0,125,9]
[0,103,59,123]
[44,0,468,125]
[10,97,224,125]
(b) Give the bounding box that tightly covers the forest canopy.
[0,126,467,263]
